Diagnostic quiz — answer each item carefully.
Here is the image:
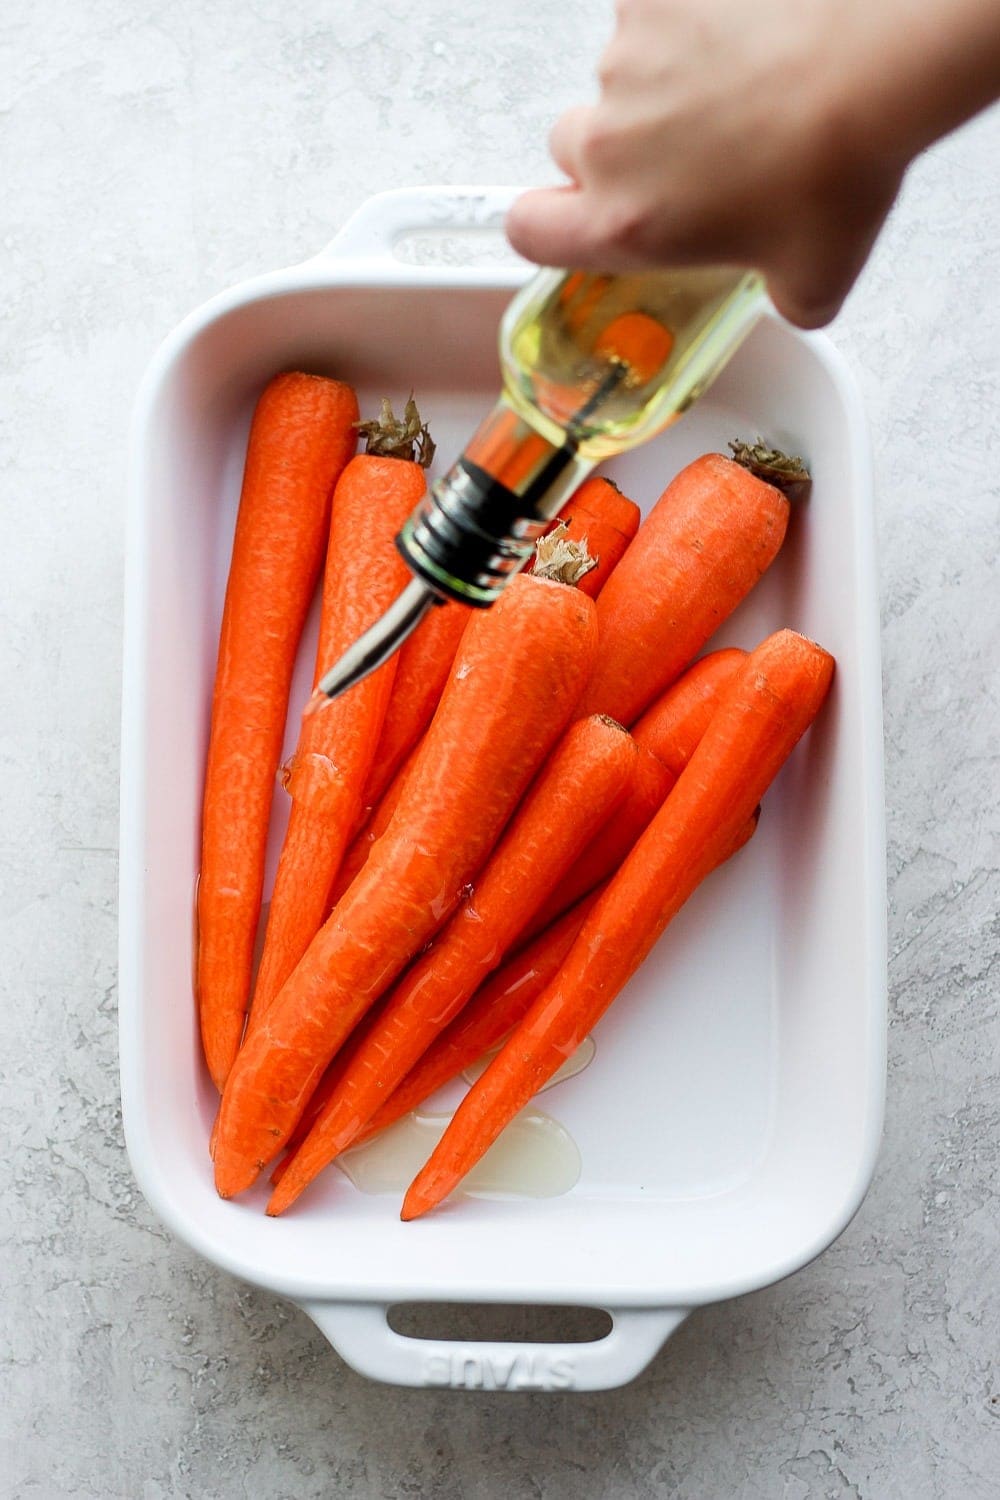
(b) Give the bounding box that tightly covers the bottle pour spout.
[305,576,439,714]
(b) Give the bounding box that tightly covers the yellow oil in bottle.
[316,263,768,696]
[499,266,766,460]
[400,265,766,607]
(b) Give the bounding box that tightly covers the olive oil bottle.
[313,265,765,705]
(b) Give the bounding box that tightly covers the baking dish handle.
[301,1300,689,1392]
[314,185,525,268]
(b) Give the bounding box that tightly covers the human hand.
[506,0,966,327]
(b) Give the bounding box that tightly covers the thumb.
[766,274,845,331]
[505,186,599,268]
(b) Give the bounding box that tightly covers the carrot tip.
[400,1185,433,1221]
[213,1154,262,1201]
[265,1169,307,1215]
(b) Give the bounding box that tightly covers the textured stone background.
[2,2,998,1496]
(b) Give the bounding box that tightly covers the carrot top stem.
[728,438,811,501]
[355,396,436,466]
[533,521,599,587]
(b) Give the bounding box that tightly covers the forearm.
[846,0,1000,160]
[507,0,1000,326]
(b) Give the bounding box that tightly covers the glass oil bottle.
[313,265,765,703]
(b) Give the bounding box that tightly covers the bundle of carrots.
[198,372,832,1219]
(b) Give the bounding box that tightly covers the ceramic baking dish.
[120,186,886,1391]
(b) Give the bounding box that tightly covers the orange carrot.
[273,675,757,1187]
[267,714,637,1212]
[325,744,415,912]
[357,599,471,816]
[353,798,764,1156]
[519,650,744,945]
[267,973,407,1187]
[631,648,746,775]
[401,629,834,1219]
[196,372,358,1091]
[271,891,603,1188]
[546,477,641,598]
[213,573,598,1198]
[333,483,635,904]
[346,891,602,1149]
[340,793,763,1167]
[518,743,673,947]
[577,445,809,726]
[248,401,430,1023]
[281,725,709,1174]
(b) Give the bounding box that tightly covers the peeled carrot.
[325,744,415,911]
[267,714,637,1212]
[332,522,617,906]
[546,477,641,598]
[358,599,471,816]
[519,743,673,947]
[281,657,738,1170]
[341,648,744,970]
[353,795,764,1157]
[271,892,603,1188]
[631,647,746,775]
[196,372,359,1091]
[213,573,598,1198]
[248,402,430,1023]
[519,649,744,945]
[272,797,763,1191]
[275,654,756,1181]
[402,629,834,1219]
[268,1032,379,1188]
[577,445,809,726]
[347,891,602,1149]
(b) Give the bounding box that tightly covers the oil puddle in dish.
[336,1036,596,1201]
[336,1107,582,1200]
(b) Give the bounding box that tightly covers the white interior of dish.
[121,277,884,1308]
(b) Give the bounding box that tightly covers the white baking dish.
[120,187,886,1391]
